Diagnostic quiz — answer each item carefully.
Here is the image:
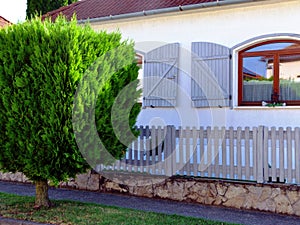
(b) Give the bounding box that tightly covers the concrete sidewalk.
[0,181,299,225]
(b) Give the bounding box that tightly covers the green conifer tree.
[0,17,140,208]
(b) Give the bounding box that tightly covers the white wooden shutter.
[191,42,231,108]
[143,43,179,107]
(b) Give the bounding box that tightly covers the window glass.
[246,42,300,52]
[239,40,300,106]
[279,54,300,101]
[242,56,273,102]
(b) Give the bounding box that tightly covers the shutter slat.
[143,43,179,107]
[191,42,231,108]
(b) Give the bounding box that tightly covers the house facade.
[45,0,300,129]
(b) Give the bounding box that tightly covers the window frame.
[238,39,300,106]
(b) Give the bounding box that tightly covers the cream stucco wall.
[90,0,300,128]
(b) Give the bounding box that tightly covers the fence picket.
[287,127,292,183]
[127,140,133,173]
[245,127,250,180]
[221,127,226,179]
[151,126,157,174]
[257,126,264,183]
[213,127,220,178]
[185,127,191,176]
[229,127,234,180]
[192,127,198,176]
[139,125,144,173]
[165,126,173,176]
[271,127,277,182]
[252,127,257,181]
[263,127,269,183]
[145,126,151,174]
[171,126,176,175]
[207,127,212,177]
[178,127,184,175]
[133,138,138,172]
[295,127,300,183]
[157,126,163,175]
[198,127,205,175]
[237,127,242,179]
[279,127,285,183]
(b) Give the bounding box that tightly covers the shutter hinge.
[229,54,232,60]
[229,95,232,100]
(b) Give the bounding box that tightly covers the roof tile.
[42,0,220,21]
[0,16,12,28]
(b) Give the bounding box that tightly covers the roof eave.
[77,0,267,24]
[0,16,13,25]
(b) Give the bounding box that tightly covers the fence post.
[257,126,264,183]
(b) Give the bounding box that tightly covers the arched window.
[238,40,300,106]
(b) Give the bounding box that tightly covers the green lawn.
[0,192,237,225]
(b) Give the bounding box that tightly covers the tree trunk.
[35,180,51,208]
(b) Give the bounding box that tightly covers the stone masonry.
[1,171,300,216]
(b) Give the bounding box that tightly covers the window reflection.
[242,56,273,102]
[279,54,300,101]
[239,40,300,106]
[246,42,300,52]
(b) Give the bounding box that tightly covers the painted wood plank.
[145,126,151,174]
[185,127,191,176]
[245,127,250,180]
[127,141,133,173]
[198,127,205,175]
[151,126,157,174]
[221,127,226,179]
[295,127,300,183]
[139,125,145,173]
[207,127,213,177]
[252,127,257,181]
[279,127,285,183]
[178,127,184,175]
[165,126,173,176]
[263,127,269,183]
[237,127,242,179]
[287,127,293,183]
[271,127,277,182]
[133,137,138,172]
[192,127,198,176]
[229,127,235,180]
[214,127,220,178]
[157,126,163,175]
[171,126,176,175]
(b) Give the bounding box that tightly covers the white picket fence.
[100,126,300,184]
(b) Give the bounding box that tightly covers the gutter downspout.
[78,0,267,24]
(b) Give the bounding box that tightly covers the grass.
[0,192,237,225]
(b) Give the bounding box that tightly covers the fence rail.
[99,126,300,184]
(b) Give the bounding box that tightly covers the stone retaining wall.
[1,171,300,216]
